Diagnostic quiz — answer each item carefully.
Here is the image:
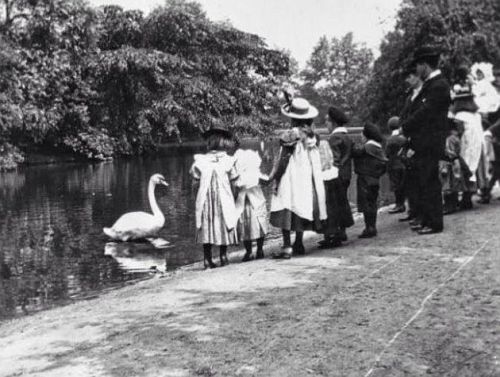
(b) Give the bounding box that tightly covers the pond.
[0,137,393,320]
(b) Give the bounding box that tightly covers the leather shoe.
[399,215,414,222]
[409,219,421,226]
[410,224,423,231]
[388,205,406,214]
[358,228,377,238]
[417,227,442,235]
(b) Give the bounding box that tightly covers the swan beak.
[161,180,169,187]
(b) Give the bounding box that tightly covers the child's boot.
[255,237,265,259]
[242,241,254,262]
[203,244,216,269]
[220,246,229,266]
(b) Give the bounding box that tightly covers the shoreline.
[1,197,499,376]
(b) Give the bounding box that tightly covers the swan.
[103,173,169,241]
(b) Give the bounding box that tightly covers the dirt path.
[1,200,500,377]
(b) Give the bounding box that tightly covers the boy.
[352,123,388,238]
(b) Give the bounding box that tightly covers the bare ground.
[1,199,500,377]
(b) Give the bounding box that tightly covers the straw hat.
[281,97,318,119]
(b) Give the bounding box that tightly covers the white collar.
[426,69,441,81]
[332,127,348,134]
[366,140,382,148]
[391,129,400,136]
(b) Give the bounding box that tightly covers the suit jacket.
[328,129,353,181]
[401,73,451,158]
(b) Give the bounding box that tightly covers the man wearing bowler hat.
[399,45,451,234]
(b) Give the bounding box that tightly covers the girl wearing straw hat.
[265,96,327,258]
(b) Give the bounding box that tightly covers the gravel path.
[1,199,499,377]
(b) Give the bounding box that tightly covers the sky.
[88,0,402,68]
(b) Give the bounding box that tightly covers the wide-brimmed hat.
[412,45,441,64]
[281,97,318,119]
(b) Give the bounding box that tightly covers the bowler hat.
[412,45,441,64]
[281,97,318,119]
[363,122,383,143]
[328,106,349,125]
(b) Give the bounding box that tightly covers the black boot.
[242,241,254,262]
[220,246,229,266]
[459,192,473,210]
[293,231,305,255]
[255,237,265,259]
[359,212,377,238]
[203,244,216,269]
[443,193,458,215]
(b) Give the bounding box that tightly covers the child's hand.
[259,174,271,186]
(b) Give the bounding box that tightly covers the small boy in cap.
[352,123,388,238]
[385,116,407,214]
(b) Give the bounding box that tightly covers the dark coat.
[353,142,388,182]
[328,130,353,181]
[401,73,451,158]
[386,133,407,170]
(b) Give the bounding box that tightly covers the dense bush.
[0,0,292,169]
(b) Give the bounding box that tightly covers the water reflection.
[0,138,392,320]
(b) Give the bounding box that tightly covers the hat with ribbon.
[281,97,319,119]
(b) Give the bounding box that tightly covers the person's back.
[328,129,353,182]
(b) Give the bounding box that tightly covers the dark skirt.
[334,178,354,228]
[322,179,343,235]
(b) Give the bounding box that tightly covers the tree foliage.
[366,0,500,126]
[300,33,374,125]
[0,0,292,168]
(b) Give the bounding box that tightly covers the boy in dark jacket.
[353,123,388,238]
[386,116,407,214]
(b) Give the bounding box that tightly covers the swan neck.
[148,180,164,220]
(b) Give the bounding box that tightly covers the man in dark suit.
[400,46,451,235]
[399,67,423,223]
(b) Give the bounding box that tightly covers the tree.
[366,0,500,126]
[300,32,374,125]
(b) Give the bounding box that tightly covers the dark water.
[0,138,392,319]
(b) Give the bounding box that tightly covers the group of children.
[190,96,388,268]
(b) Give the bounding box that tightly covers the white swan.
[103,173,169,241]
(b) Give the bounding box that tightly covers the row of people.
[385,52,500,225]
[190,97,389,267]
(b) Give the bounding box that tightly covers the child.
[352,123,388,238]
[385,116,407,214]
[234,148,268,261]
[190,128,239,268]
[326,106,355,241]
[439,118,465,214]
[268,97,327,258]
[318,124,342,248]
